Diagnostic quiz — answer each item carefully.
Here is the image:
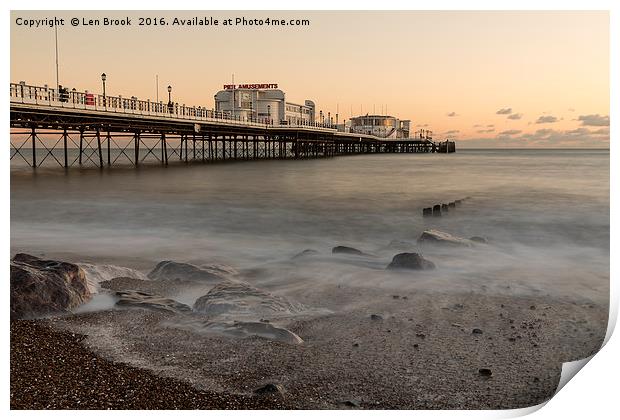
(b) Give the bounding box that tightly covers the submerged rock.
[147,260,236,283]
[178,319,303,344]
[292,249,319,259]
[332,246,366,256]
[386,253,436,270]
[193,281,305,318]
[418,229,475,247]
[115,290,192,314]
[469,236,488,244]
[10,253,92,319]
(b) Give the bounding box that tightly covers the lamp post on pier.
[101,73,107,107]
[267,104,271,125]
[167,85,173,114]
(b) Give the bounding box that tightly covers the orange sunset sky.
[10,10,609,148]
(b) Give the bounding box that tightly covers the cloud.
[565,128,591,136]
[446,112,458,117]
[499,130,522,136]
[578,114,609,126]
[444,130,460,135]
[568,108,575,112]
[593,127,610,135]
[477,128,495,133]
[535,115,558,124]
[487,124,495,128]
[496,108,512,115]
[534,128,555,136]
[458,126,609,148]
[507,113,523,120]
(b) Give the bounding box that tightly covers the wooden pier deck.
[10,83,455,169]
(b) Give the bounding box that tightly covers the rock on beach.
[193,281,306,318]
[386,253,436,270]
[148,260,236,283]
[10,254,92,319]
[418,229,475,247]
[115,290,193,314]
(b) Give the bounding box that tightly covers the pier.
[10,83,455,169]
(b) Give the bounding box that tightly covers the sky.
[10,10,609,147]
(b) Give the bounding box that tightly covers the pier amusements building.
[214,83,316,125]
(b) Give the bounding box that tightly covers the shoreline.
[11,278,608,410]
[10,319,288,410]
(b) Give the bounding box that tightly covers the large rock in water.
[147,260,236,283]
[78,263,148,293]
[114,290,192,314]
[193,281,305,318]
[417,229,475,247]
[10,253,92,319]
[386,253,436,270]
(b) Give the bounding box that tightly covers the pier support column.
[107,130,111,166]
[96,128,103,168]
[78,128,84,165]
[30,126,37,168]
[185,134,189,163]
[134,131,140,166]
[63,127,68,168]
[185,135,188,163]
[161,133,168,165]
[193,134,196,161]
[160,133,164,163]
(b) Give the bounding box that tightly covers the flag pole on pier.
[156,75,159,103]
[54,24,59,92]
[232,73,235,120]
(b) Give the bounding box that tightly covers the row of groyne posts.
[422,197,470,217]
[10,82,455,169]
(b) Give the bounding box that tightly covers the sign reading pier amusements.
[223,84,278,90]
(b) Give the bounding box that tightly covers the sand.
[10,320,286,409]
[11,276,607,410]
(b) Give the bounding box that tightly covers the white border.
[3,1,617,419]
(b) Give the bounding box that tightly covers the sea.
[10,149,610,305]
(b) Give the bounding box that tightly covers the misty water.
[10,149,609,306]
